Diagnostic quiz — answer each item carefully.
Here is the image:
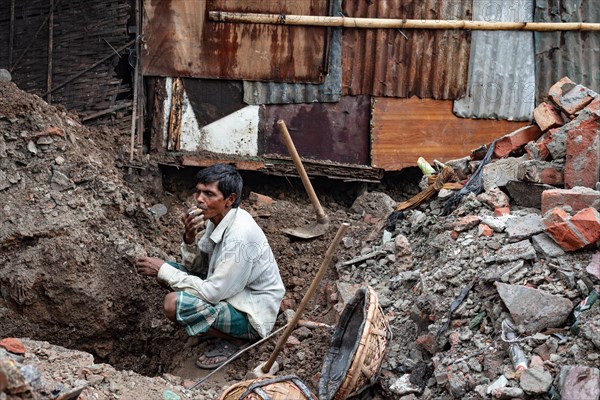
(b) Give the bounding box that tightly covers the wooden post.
[261,222,350,373]
[129,0,140,163]
[209,11,600,31]
[47,0,54,104]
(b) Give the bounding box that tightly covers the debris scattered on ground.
[1,77,600,399]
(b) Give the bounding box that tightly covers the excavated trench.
[1,80,425,389]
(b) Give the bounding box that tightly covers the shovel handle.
[262,222,349,373]
[277,120,329,224]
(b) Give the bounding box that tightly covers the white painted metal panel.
[162,78,259,156]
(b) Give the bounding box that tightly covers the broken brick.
[478,224,493,237]
[548,76,597,116]
[249,191,273,208]
[524,140,550,161]
[0,337,26,354]
[517,160,564,186]
[416,334,438,354]
[541,187,600,215]
[494,125,542,158]
[543,207,600,252]
[569,208,600,245]
[564,113,600,189]
[477,187,510,209]
[453,215,481,232]
[494,207,511,217]
[533,102,564,132]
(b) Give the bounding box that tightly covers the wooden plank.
[142,0,329,82]
[371,97,528,170]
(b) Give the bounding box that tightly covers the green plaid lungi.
[165,261,259,340]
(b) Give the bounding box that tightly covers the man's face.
[195,181,235,224]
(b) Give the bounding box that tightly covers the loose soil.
[0,81,417,398]
[2,81,600,400]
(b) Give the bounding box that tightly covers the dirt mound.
[0,81,187,374]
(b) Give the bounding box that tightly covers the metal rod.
[47,0,54,104]
[41,39,135,97]
[209,11,600,31]
[190,323,289,389]
[261,222,349,373]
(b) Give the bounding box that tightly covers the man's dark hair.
[196,164,243,208]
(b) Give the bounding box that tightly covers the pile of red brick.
[476,77,600,251]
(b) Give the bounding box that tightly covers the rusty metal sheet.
[243,0,342,104]
[259,96,370,165]
[342,0,471,99]
[534,0,600,104]
[183,78,245,127]
[142,0,330,82]
[372,97,529,170]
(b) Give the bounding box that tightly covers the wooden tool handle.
[261,222,349,373]
[277,120,329,224]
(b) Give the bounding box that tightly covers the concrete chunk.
[531,233,565,258]
[496,282,573,334]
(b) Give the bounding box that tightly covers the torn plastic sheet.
[567,290,599,335]
[442,141,496,215]
[501,319,528,371]
[436,281,475,342]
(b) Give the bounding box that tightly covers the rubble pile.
[337,77,600,399]
[2,75,600,400]
[0,339,213,399]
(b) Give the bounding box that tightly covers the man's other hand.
[136,257,164,277]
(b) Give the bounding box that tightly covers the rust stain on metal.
[371,97,528,170]
[342,0,471,99]
[143,0,329,82]
[167,77,184,151]
[259,96,370,165]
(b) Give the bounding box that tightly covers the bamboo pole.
[209,11,600,32]
[129,0,140,164]
[8,0,15,69]
[47,0,54,104]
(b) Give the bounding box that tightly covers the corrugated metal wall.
[454,0,536,121]
[341,0,472,99]
[142,0,330,83]
[534,0,600,103]
[243,0,342,105]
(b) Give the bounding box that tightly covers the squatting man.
[136,164,285,369]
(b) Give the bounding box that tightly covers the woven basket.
[318,285,391,400]
[219,375,316,400]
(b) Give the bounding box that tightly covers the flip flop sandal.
[195,340,240,369]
